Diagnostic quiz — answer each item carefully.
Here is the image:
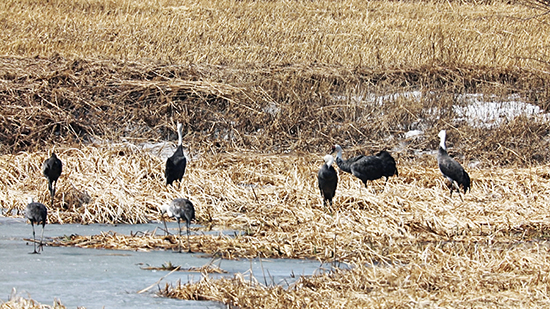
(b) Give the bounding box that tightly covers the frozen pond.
[0,217,328,308]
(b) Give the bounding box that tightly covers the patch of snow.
[453,93,547,128]
[404,130,423,139]
[332,92,548,128]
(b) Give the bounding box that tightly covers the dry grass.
[1,0,550,165]
[7,147,546,307]
[160,243,550,308]
[0,0,548,69]
[0,291,66,309]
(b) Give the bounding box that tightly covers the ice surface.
[0,217,328,308]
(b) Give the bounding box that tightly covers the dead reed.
[0,0,547,69]
[0,292,65,309]
[6,146,550,307]
[161,242,550,308]
[1,0,550,165]
[3,0,550,306]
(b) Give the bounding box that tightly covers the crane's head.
[331,144,342,155]
[159,203,172,216]
[323,154,335,167]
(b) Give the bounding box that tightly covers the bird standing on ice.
[437,130,471,199]
[317,154,338,208]
[25,198,48,254]
[43,152,62,208]
[160,198,195,253]
[165,122,187,188]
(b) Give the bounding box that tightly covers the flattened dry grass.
[5,146,550,307]
[0,294,65,309]
[161,243,550,308]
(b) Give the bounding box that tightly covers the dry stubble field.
[2,0,550,308]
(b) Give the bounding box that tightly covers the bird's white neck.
[177,123,183,146]
[334,145,343,160]
[438,130,447,150]
[324,155,334,167]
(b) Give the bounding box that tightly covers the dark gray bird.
[333,144,397,190]
[437,130,471,199]
[25,198,47,254]
[350,155,385,189]
[375,150,398,183]
[165,123,187,187]
[43,152,62,208]
[317,154,338,208]
[160,198,195,253]
[331,144,365,174]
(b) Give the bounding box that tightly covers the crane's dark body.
[376,150,399,182]
[317,155,338,207]
[162,198,195,252]
[165,123,187,187]
[165,145,186,186]
[25,201,47,254]
[43,152,62,207]
[437,130,471,198]
[350,155,385,188]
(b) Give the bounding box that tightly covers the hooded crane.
[43,152,62,208]
[165,122,187,187]
[332,144,397,190]
[25,198,47,254]
[160,198,195,253]
[317,154,338,208]
[437,130,471,199]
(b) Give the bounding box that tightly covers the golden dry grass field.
[2,0,550,308]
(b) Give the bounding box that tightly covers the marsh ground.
[2,0,550,308]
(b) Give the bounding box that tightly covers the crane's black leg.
[186,221,191,253]
[39,223,45,252]
[177,220,182,253]
[30,222,38,254]
[162,215,170,236]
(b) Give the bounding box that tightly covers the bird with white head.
[160,198,195,253]
[437,130,471,199]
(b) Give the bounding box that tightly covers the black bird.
[160,198,195,253]
[333,144,397,190]
[25,198,47,254]
[43,152,62,208]
[350,155,385,189]
[317,154,338,208]
[165,123,187,187]
[437,130,471,199]
[375,150,398,183]
[331,144,365,174]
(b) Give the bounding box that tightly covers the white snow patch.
[405,130,423,138]
[453,93,547,128]
[332,92,548,128]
